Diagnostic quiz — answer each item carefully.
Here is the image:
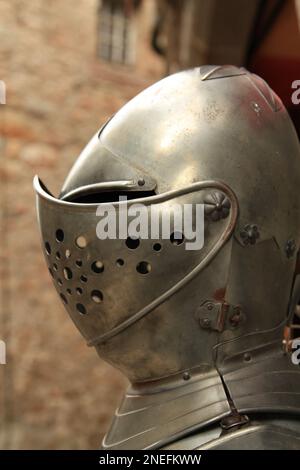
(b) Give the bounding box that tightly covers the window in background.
[98,0,142,65]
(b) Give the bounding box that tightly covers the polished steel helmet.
[34,65,300,449]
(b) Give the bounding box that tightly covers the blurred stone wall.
[0,0,163,449]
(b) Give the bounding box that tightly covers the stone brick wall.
[0,0,163,449]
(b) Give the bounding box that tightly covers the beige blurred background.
[0,0,164,450]
[0,0,300,450]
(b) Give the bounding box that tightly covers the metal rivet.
[138,178,145,187]
[243,352,251,362]
[285,239,296,259]
[200,318,211,329]
[204,192,231,221]
[251,101,261,114]
[229,308,242,327]
[183,372,191,381]
[240,224,260,245]
[221,413,250,430]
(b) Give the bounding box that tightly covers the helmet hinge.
[196,301,243,332]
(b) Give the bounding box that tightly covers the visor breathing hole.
[63,267,73,280]
[136,261,151,275]
[57,278,63,286]
[91,290,103,303]
[153,243,162,252]
[56,251,61,260]
[80,275,88,283]
[170,232,185,246]
[126,237,140,249]
[60,293,68,304]
[76,236,87,249]
[56,229,64,242]
[53,263,58,271]
[91,261,104,273]
[66,288,72,295]
[76,287,83,295]
[76,303,86,315]
[65,249,71,258]
[116,258,124,267]
[76,260,82,267]
[48,268,54,278]
[45,242,51,255]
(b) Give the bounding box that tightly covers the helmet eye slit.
[67,190,156,204]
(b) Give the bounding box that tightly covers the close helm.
[34,65,300,449]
